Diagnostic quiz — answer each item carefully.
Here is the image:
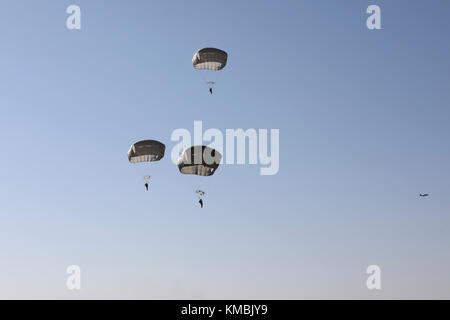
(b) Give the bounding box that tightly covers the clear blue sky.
[1,0,450,299]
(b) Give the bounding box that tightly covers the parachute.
[192,48,228,71]
[128,140,165,163]
[192,48,228,93]
[177,145,222,176]
[178,146,221,208]
[128,140,165,188]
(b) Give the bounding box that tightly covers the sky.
[0,0,450,299]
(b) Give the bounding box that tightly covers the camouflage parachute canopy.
[192,48,228,71]
[177,145,222,176]
[128,140,166,163]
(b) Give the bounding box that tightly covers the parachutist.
[178,147,220,209]
[193,48,227,94]
[128,140,165,193]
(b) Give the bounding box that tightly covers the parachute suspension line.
[204,71,222,94]
[210,69,223,90]
[199,70,214,91]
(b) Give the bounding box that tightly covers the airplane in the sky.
[419,193,429,197]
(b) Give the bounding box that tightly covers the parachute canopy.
[128,140,165,163]
[177,145,222,176]
[192,48,228,71]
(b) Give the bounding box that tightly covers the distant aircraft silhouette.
[419,193,429,197]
